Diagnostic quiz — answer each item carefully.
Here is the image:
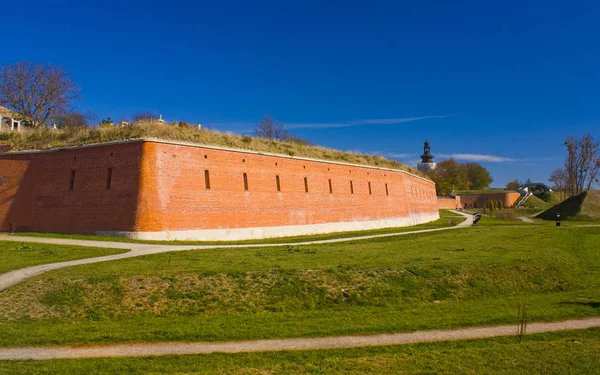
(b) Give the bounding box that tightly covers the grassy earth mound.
[536,191,600,221]
[0,222,599,348]
[522,194,548,209]
[0,122,421,175]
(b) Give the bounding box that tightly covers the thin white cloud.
[207,115,448,133]
[287,115,448,130]
[384,152,416,159]
[357,150,417,160]
[206,122,255,133]
[438,153,517,163]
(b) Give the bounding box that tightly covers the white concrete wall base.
[97,213,440,241]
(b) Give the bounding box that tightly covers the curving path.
[517,216,536,223]
[0,210,473,292]
[0,317,598,360]
[1,212,599,361]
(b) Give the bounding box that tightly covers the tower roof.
[420,138,434,163]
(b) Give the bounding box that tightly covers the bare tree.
[132,112,158,124]
[564,135,600,195]
[549,168,568,200]
[254,115,288,140]
[0,61,80,127]
[53,111,91,131]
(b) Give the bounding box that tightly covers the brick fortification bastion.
[0,139,440,240]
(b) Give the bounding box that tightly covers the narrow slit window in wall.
[204,170,211,190]
[106,168,113,189]
[276,175,281,192]
[328,179,333,194]
[69,171,75,190]
[385,183,389,196]
[304,177,309,193]
[243,173,249,191]
[350,180,354,195]
[368,182,372,195]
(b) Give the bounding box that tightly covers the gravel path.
[518,216,536,223]
[0,317,598,360]
[1,213,598,361]
[0,211,473,292]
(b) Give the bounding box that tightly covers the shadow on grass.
[558,301,600,309]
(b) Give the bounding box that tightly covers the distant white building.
[417,138,437,173]
[0,106,23,132]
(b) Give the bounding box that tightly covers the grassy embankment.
[1,329,599,374]
[537,191,600,221]
[14,210,466,246]
[0,219,598,347]
[0,241,128,273]
[0,122,423,175]
[472,191,567,221]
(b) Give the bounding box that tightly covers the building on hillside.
[417,138,436,173]
[0,106,24,132]
[0,139,440,240]
[454,190,521,209]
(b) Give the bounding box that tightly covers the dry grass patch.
[0,263,573,322]
[0,122,422,174]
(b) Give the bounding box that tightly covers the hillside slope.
[536,191,600,220]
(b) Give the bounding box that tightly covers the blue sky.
[2,0,599,186]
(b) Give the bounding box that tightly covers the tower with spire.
[417,138,437,173]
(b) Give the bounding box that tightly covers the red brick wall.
[0,142,142,233]
[457,192,521,209]
[0,140,439,235]
[437,196,462,210]
[136,142,439,232]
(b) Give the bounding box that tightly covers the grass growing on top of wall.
[454,189,518,195]
[16,210,465,245]
[0,222,598,347]
[2,329,599,374]
[0,241,128,273]
[0,122,423,174]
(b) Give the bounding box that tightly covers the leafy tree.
[428,158,469,195]
[506,179,521,190]
[0,61,80,127]
[428,159,493,195]
[99,117,113,127]
[464,163,493,190]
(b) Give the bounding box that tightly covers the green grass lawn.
[0,221,598,347]
[0,241,128,274]
[15,210,466,246]
[1,329,599,374]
